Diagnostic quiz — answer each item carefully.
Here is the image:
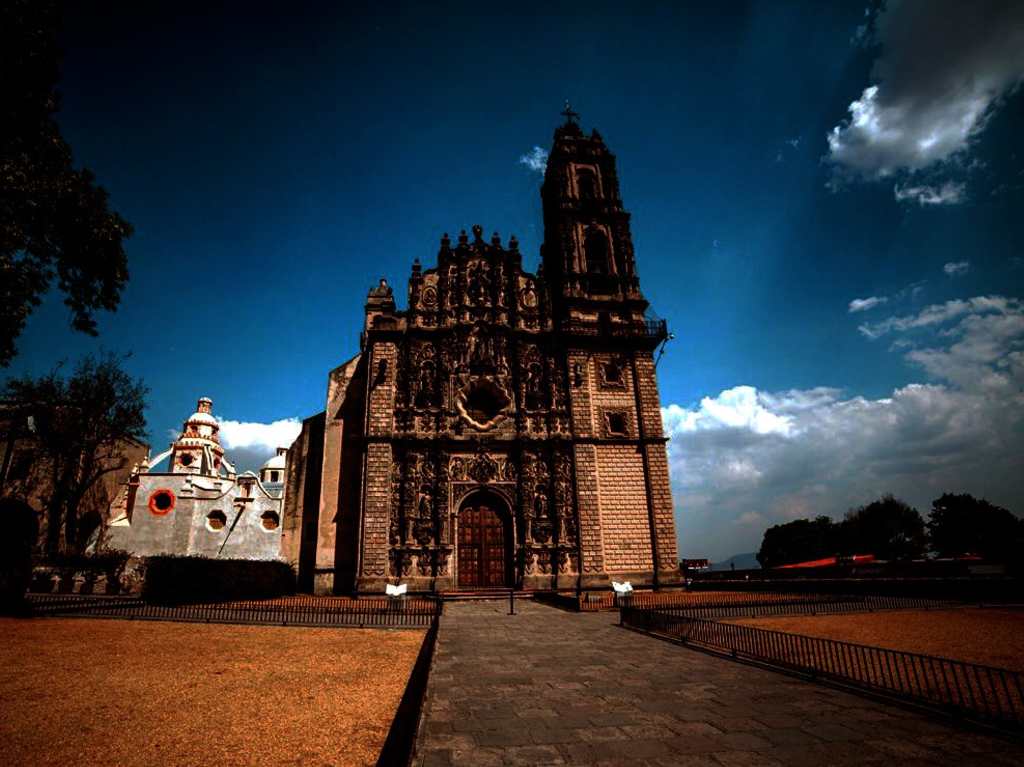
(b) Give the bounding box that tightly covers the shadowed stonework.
[414,601,1024,766]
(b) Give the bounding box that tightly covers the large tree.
[1,1,132,367]
[3,353,147,556]
[927,493,1023,562]
[756,516,837,568]
[839,495,926,561]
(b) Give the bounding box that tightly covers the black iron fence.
[534,589,955,616]
[688,574,1023,603]
[621,607,1024,731]
[651,594,955,620]
[26,593,442,628]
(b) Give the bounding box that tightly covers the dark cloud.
[828,1,1024,182]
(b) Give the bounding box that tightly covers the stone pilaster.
[573,443,606,586]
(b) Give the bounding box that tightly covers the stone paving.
[414,600,1024,766]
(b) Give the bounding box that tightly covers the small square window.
[606,412,628,436]
[600,358,626,388]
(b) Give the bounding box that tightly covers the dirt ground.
[0,617,424,766]
[731,607,1024,671]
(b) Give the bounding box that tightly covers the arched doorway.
[457,491,512,589]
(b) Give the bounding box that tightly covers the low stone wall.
[30,557,146,596]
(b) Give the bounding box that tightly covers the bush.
[141,556,295,604]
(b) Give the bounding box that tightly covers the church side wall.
[633,353,680,576]
[314,409,343,594]
[595,445,653,572]
[312,355,362,595]
[571,349,677,585]
[282,412,324,588]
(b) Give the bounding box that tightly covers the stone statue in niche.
[525,362,545,410]
[532,488,554,543]
[415,360,437,408]
[571,362,584,387]
[466,325,497,370]
[534,489,548,520]
[467,260,491,305]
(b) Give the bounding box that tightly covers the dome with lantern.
[170,397,226,476]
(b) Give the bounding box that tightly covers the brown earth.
[730,607,1024,670]
[0,617,424,767]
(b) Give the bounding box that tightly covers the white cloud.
[858,296,1018,340]
[944,260,970,276]
[894,181,966,206]
[849,296,887,313]
[826,2,1024,182]
[218,417,302,451]
[669,294,1024,560]
[216,417,302,471]
[663,386,795,438]
[518,146,548,173]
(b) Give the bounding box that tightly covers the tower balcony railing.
[560,317,668,340]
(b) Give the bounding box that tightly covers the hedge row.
[141,556,296,604]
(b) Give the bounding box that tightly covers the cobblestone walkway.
[414,600,1024,766]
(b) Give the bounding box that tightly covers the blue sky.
[10,1,1024,560]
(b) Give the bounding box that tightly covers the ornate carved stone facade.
[282,113,680,594]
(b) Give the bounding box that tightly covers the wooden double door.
[457,499,510,589]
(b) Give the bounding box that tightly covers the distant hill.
[709,552,760,571]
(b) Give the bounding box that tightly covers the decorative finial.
[472,224,484,242]
[491,231,501,247]
[508,234,518,251]
[561,100,580,124]
[458,229,468,245]
[441,232,451,249]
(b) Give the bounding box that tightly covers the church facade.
[283,115,680,594]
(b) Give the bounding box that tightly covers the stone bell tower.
[542,105,681,587]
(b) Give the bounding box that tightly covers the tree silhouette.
[756,516,837,568]
[1,1,132,367]
[839,495,926,561]
[928,493,1022,562]
[3,352,147,556]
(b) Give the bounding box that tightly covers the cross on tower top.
[561,100,580,124]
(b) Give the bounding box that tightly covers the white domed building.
[107,397,287,561]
